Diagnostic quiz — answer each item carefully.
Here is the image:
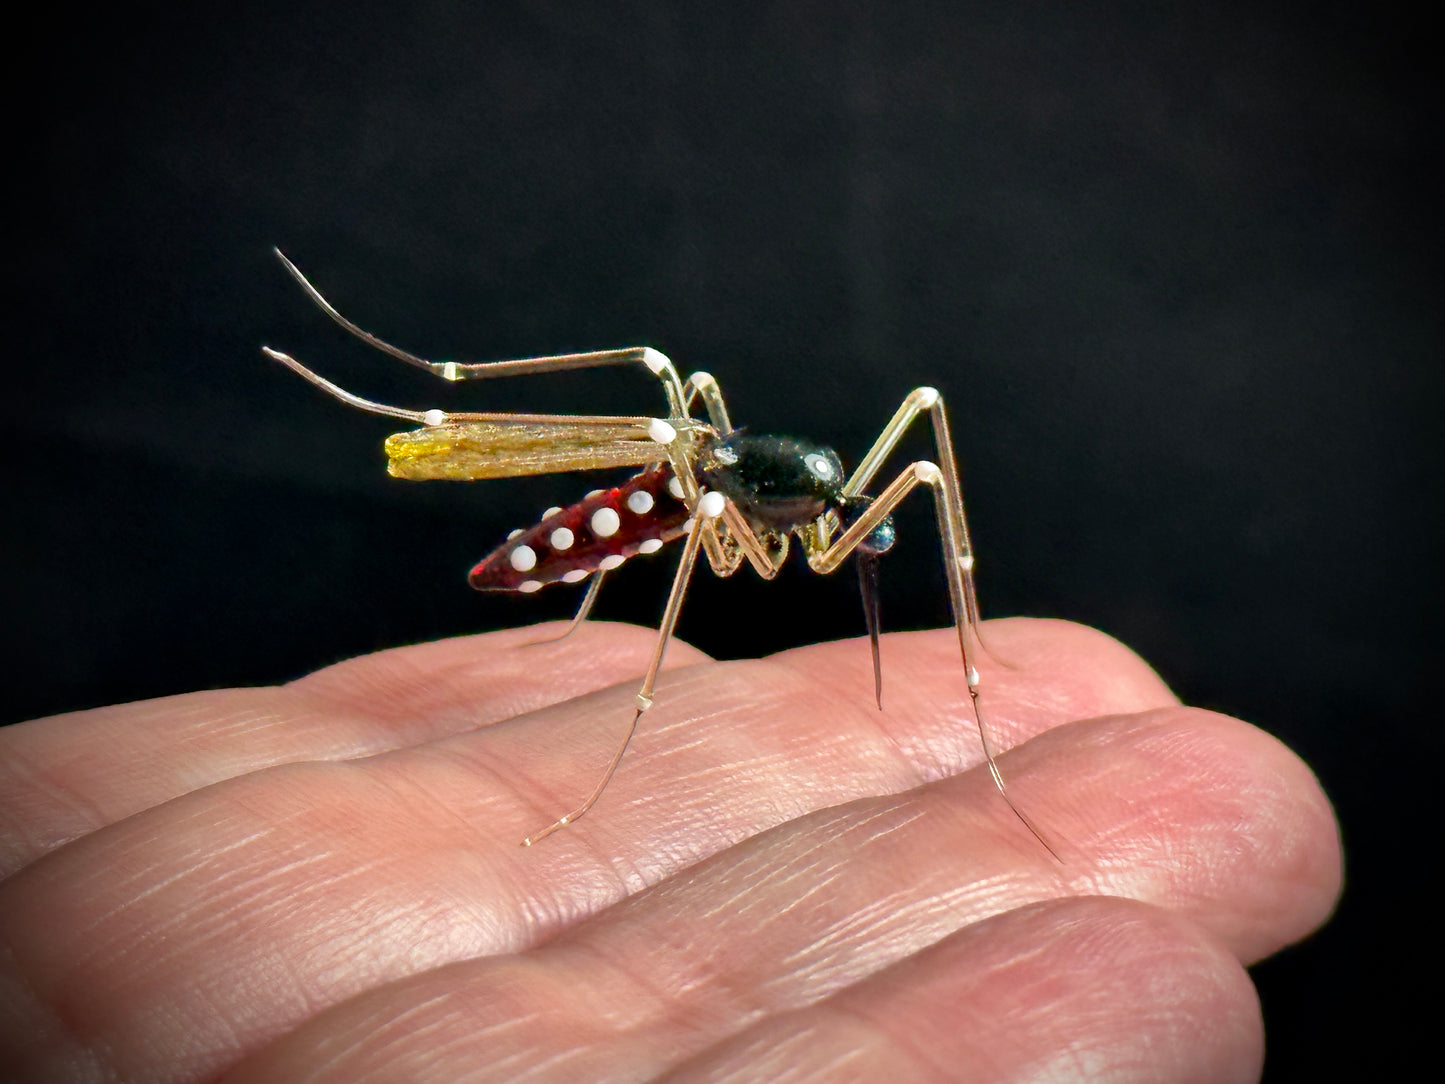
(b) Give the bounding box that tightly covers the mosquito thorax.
[697,432,847,530]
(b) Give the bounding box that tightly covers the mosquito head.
[838,494,896,558]
[697,432,847,531]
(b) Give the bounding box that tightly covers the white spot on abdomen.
[591,507,621,537]
[550,528,575,550]
[599,554,625,571]
[509,545,537,572]
[638,538,664,554]
[627,490,654,515]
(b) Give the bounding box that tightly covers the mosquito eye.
[804,452,834,479]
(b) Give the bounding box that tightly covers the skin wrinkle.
[653,747,840,846]
[444,952,661,1084]
[646,697,841,798]
[311,970,561,1084]
[824,997,954,1083]
[524,664,922,893]
[73,823,276,947]
[639,671,932,852]
[659,783,1040,1022]
[22,774,491,1081]
[723,1028,857,1084]
[1026,929,1248,1083]
[0,932,118,1084]
[0,737,112,865]
[272,868,452,994]
[688,843,820,924]
[287,625,678,730]
[561,936,715,1037]
[550,888,786,1050]
[766,881,1018,1006]
[173,705,286,742]
[121,879,305,1009]
[796,690,997,806]
[764,654,926,775]
[816,903,1246,1084]
[1077,718,1283,895]
[294,643,463,716]
[531,831,642,939]
[699,804,1002,1023]
[352,750,505,851]
[640,662,777,734]
[324,988,470,1079]
[434,693,696,909]
[660,1012,890,1084]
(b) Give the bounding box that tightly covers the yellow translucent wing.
[384,418,673,480]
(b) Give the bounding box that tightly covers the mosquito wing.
[384,416,676,480]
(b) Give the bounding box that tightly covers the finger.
[0,621,710,876]
[220,708,1332,1083]
[0,616,1159,882]
[6,697,1337,1082]
[659,898,1262,1084]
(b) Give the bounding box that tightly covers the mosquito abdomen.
[469,465,691,592]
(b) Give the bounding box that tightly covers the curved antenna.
[273,248,441,374]
[260,346,434,423]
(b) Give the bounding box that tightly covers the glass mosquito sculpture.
[263,249,1054,856]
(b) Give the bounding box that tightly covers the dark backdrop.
[6,2,1436,1078]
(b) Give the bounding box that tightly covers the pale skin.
[0,618,1340,1083]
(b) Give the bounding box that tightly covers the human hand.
[1,619,1339,1082]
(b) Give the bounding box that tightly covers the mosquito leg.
[805,459,1061,862]
[274,249,691,417]
[683,371,734,435]
[520,572,608,648]
[520,492,725,846]
[841,387,986,650]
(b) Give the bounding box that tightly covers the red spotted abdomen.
[469,465,691,592]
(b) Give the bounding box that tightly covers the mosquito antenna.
[273,248,442,375]
[260,346,438,424]
[857,552,885,709]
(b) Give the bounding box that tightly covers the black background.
[5,2,1437,1078]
